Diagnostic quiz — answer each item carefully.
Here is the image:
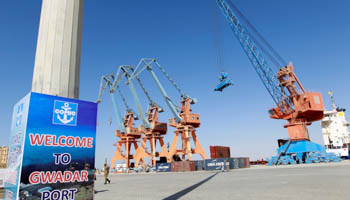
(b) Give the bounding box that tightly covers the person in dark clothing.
[104,163,111,184]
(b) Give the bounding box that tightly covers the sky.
[0,0,349,169]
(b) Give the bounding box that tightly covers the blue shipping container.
[204,158,232,171]
[231,158,240,169]
[156,163,171,172]
[194,160,205,171]
[238,157,245,168]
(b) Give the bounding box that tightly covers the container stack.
[155,157,250,173]
[204,158,232,170]
[154,145,249,173]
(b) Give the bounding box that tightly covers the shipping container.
[171,161,182,172]
[210,146,231,159]
[210,146,217,159]
[244,157,250,168]
[171,161,196,172]
[204,158,232,171]
[238,157,245,168]
[231,158,240,169]
[156,163,171,172]
[194,160,205,171]
[189,161,196,171]
[227,158,233,169]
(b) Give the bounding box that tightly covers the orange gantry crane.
[113,111,142,169]
[97,68,144,169]
[168,97,205,161]
[134,104,168,167]
[127,58,206,162]
[130,75,169,167]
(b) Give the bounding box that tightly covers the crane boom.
[128,58,182,123]
[216,0,294,115]
[96,74,126,132]
[108,65,148,128]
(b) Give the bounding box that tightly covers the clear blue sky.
[0,0,349,168]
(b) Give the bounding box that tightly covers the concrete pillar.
[32,0,84,99]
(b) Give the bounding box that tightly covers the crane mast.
[97,74,125,132]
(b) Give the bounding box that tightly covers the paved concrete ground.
[94,161,350,200]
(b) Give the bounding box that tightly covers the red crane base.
[285,119,312,141]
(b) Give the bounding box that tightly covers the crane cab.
[184,113,201,128]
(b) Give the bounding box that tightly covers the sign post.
[4,92,97,200]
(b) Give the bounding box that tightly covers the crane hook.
[214,71,234,92]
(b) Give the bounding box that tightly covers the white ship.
[321,91,350,158]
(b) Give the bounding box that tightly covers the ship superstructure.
[321,91,350,158]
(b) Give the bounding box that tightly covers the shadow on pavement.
[94,189,109,194]
[162,172,219,200]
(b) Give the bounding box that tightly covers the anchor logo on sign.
[57,103,74,124]
[53,100,78,126]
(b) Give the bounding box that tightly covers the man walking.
[104,163,111,184]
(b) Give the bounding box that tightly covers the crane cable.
[108,94,113,126]
[226,0,287,69]
[151,61,181,111]
[134,75,156,106]
[211,0,225,72]
[152,61,185,98]
[116,85,131,113]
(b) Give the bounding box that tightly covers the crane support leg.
[133,141,144,168]
[181,132,186,160]
[134,137,149,168]
[168,131,179,162]
[150,136,156,166]
[158,137,168,157]
[126,140,130,168]
[134,134,169,168]
[111,139,139,169]
[168,126,206,162]
[111,142,125,169]
[191,130,207,160]
[184,127,192,160]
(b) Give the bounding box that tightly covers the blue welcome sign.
[4,92,97,200]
